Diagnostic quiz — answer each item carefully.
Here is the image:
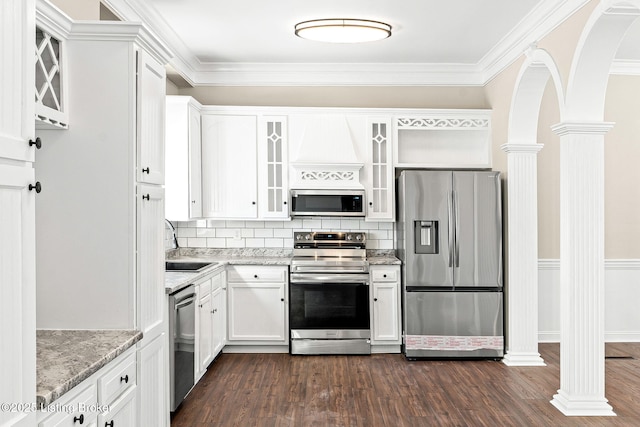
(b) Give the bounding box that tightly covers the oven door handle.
[290,273,370,284]
[291,266,369,274]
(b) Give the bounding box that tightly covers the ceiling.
[120,0,640,86]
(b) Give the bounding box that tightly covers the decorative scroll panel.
[396,118,489,129]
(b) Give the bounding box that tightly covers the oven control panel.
[293,231,366,247]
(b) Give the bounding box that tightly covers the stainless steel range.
[289,231,371,355]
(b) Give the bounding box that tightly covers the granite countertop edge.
[165,248,401,293]
[36,330,142,408]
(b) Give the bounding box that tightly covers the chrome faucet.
[165,219,179,249]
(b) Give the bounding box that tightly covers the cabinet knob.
[120,374,128,383]
[281,298,285,302]
[29,182,42,193]
[283,201,287,205]
[369,202,373,206]
[105,421,114,427]
[254,274,258,278]
[374,298,378,302]
[192,200,196,204]
[252,201,256,205]
[142,194,150,201]
[73,414,84,424]
[211,309,217,314]
[383,274,387,278]
[29,137,42,149]
[142,167,150,174]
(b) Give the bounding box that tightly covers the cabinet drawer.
[197,276,212,295]
[371,268,398,282]
[39,384,98,427]
[97,352,136,405]
[227,266,287,282]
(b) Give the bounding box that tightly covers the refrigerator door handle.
[448,190,454,268]
[454,190,460,268]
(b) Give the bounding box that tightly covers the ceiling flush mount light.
[294,19,392,43]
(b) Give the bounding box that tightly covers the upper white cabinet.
[258,116,288,219]
[137,49,166,185]
[165,96,203,220]
[201,113,258,219]
[0,1,36,426]
[364,118,394,221]
[393,111,492,169]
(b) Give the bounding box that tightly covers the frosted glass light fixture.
[294,19,392,43]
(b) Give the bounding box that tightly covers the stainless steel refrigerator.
[396,170,504,359]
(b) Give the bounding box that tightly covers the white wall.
[174,218,394,250]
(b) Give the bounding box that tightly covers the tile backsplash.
[174,218,394,250]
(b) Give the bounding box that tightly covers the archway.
[551,0,640,416]
[501,47,564,367]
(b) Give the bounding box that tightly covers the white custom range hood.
[289,115,364,190]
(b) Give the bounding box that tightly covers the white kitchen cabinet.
[201,113,258,219]
[0,1,36,426]
[258,116,289,218]
[393,111,492,168]
[165,96,203,220]
[370,266,401,345]
[137,49,166,185]
[365,118,394,221]
[34,20,170,427]
[136,333,168,427]
[196,276,213,380]
[38,384,99,427]
[226,266,288,343]
[211,278,226,356]
[98,386,136,427]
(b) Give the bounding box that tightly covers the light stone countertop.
[36,329,142,408]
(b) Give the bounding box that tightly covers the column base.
[551,390,616,416]
[502,351,546,366]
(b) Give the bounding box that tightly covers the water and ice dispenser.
[414,220,438,254]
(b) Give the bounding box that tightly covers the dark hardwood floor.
[171,343,640,426]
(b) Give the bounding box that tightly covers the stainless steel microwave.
[290,189,366,217]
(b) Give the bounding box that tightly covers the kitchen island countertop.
[36,329,142,408]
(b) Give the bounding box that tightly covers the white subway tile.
[195,220,207,228]
[377,240,394,249]
[254,228,274,238]
[340,219,360,229]
[206,220,226,228]
[246,238,265,248]
[251,221,266,228]
[217,228,241,238]
[284,219,304,229]
[177,237,188,247]
[241,228,255,238]
[226,238,245,248]
[362,221,378,230]
[196,228,217,238]
[264,238,284,248]
[321,219,341,229]
[368,230,389,240]
[207,238,226,248]
[187,237,207,248]
[302,219,322,229]
[177,227,196,238]
[226,220,246,228]
[378,222,394,230]
[283,238,294,248]
[366,240,379,250]
[273,228,293,238]
[267,221,284,228]
[178,220,198,228]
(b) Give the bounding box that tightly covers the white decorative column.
[550,122,615,416]
[500,143,546,366]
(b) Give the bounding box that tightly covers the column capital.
[500,143,544,154]
[551,121,615,137]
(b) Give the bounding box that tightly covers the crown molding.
[102,0,597,87]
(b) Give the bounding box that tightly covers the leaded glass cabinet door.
[259,116,289,219]
[366,118,394,221]
[35,25,68,128]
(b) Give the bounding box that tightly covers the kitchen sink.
[165,261,213,272]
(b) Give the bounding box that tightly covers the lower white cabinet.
[195,267,226,380]
[370,266,401,345]
[136,333,168,427]
[38,349,137,427]
[226,266,288,343]
[98,386,136,427]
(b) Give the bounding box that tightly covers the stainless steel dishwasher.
[169,284,196,412]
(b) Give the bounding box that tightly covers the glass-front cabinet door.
[258,116,289,219]
[366,118,394,221]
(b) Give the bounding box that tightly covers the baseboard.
[538,332,640,343]
[222,345,289,354]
